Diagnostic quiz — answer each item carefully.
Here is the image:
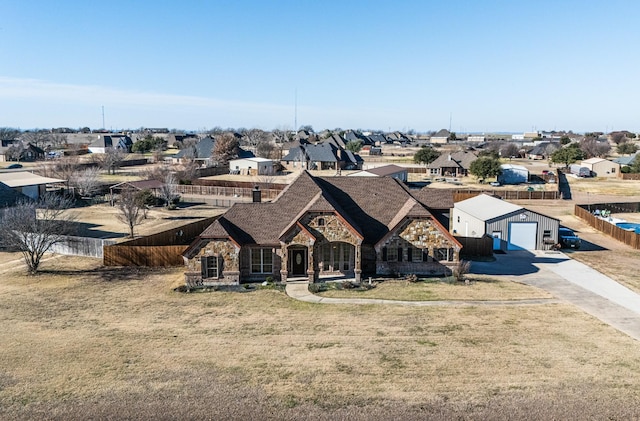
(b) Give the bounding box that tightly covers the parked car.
[559,227,581,249]
[6,163,22,169]
[489,181,501,187]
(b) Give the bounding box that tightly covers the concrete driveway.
[471,250,640,341]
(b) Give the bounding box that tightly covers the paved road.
[472,250,640,341]
[286,250,640,341]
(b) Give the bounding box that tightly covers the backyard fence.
[574,203,640,249]
[173,184,282,200]
[103,216,217,267]
[453,189,560,202]
[49,236,116,258]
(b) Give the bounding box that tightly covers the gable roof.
[412,188,455,210]
[454,194,522,221]
[427,151,477,169]
[582,157,610,165]
[432,129,451,138]
[196,171,457,247]
[613,152,639,166]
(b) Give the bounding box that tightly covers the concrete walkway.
[472,250,640,341]
[285,250,640,341]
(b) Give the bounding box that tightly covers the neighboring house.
[467,135,486,143]
[498,164,529,184]
[526,142,559,160]
[281,143,363,171]
[172,136,254,166]
[451,194,559,251]
[366,134,387,146]
[0,171,66,200]
[88,135,133,154]
[348,164,408,182]
[166,133,198,149]
[0,143,45,162]
[426,151,477,177]
[109,179,165,201]
[612,152,639,167]
[580,158,620,177]
[430,129,451,144]
[182,171,462,285]
[229,157,275,176]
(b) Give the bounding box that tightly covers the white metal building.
[498,164,529,184]
[451,194,559,251]
[228,157,275,176]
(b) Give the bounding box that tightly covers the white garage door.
[508,222,537,250]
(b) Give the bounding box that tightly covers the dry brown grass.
[317,278,552,301]
[1,256,640,420]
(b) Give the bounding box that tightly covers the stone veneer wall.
[376,218,460,276]
[185,240,240,286]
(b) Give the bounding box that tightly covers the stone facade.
[376,218,460,276]
[184,240,240,286]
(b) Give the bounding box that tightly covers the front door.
[290,249,306,276]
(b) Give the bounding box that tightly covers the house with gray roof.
[426,151,477,177]
[172,136,254,166]
[281,142,363,171]
[88,134,133,154]
[182,171,461,286]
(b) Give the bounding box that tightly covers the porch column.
[354,243,362,282]
[307,244,317,283]
[280,244,288,283]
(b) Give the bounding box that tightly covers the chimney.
[252,186,261,203]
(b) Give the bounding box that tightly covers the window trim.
[201,255,219,279]
[250,248,273,274]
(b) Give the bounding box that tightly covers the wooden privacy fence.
[574,204,640,249]
[453,189,560,202]
[173,184,282,200]
[104,216,217,267]
[456,235,493,257]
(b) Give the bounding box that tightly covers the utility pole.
[101,106,105,129]
[294,88,297,132]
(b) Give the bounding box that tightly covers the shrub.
[452,260,471,282]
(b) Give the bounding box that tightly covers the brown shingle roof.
[197,171,457,247]
[412,188,455,210]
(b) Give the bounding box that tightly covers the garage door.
[508,222,537,250]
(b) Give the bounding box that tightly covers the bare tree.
[70,167,102,197]
[0,127,20,141]
[212,133,240,166]
[5,143,24,161]
[158,173,179,208]
[20,130,50,149]
[580,137,611,158]
[95,147,125,174]
[47,155,82,181]
[500,143,521,159]
[609,132,626,145]
[116,189,145,238]
[0,194,76,274]
[256,140,277,159]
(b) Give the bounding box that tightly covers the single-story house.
[172,136,254,166]
[580,158,619,177]
[229,157,275,176]
[451,194,559,251]
[347,164,408,182]
[0,143,45,162]
[526,142,559,160]
[88,135,133,154]
[498,164,529,184]
[612,152,639,167]
[430,129,451,144]
[182,171,462,286]
[426,151,477,177]
[281,143,363,171]
[0,171,67,200]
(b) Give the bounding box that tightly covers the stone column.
[354,244,362,282]
[280,244,288,282]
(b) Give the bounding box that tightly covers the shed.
[451,194,559,251]
[0,171,67,199]
[228,157,275,176]
[498,164,528,184]
[580,158,619,178]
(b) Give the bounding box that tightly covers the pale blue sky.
[1,1,639,132]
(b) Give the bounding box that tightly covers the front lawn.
[314,277,552,301]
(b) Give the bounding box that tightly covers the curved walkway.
[285,282,559,307]
[286,250,640,341]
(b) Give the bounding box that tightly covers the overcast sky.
[1,1,639,133]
